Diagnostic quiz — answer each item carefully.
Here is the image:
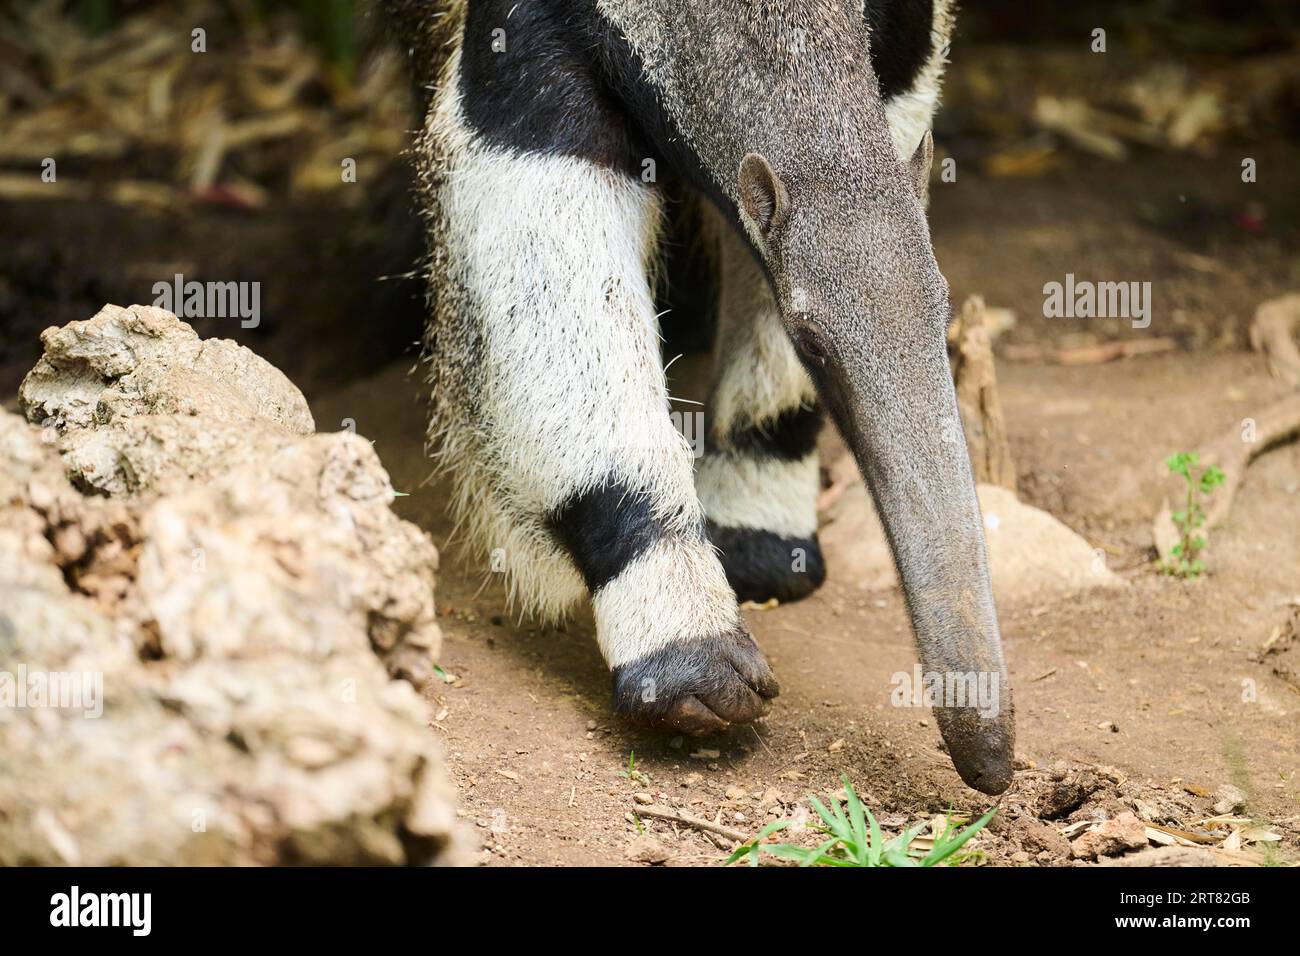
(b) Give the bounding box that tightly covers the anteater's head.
[733,132,1014,795]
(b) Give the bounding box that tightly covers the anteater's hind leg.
[419,45,776,736]
[695,209,826,603]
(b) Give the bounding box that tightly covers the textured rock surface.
[1,305,457,865]
[1070,811,1150,860]
[820,475,1123,601]
[20,304,314,497]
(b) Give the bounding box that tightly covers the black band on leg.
[547,480,667,593]
[707,523,826,604]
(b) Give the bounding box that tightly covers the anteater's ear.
[908,130,934,206]
[738,153,790,239]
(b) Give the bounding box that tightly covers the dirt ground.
[4,153,1296,868]
[311,343,1299,866]
[305,148,1300,863]
[3,9,1297,866]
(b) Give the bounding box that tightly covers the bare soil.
[320,142,1300,867]
[3,22,1297,866]
[310,335,1299,866]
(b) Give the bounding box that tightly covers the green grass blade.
[807,795,849,839]
[842,775,869,852]
[722,820,790,867]
[921,806,998,866]
[865,805,884,866]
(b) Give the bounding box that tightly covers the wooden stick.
[1250,294,1300,388]
[949,295,1017,491]
[636,806,751,844]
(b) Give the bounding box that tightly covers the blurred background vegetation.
[2,0,1298,401]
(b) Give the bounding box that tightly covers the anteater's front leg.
[421,71,776,736]
[696,210,826,603]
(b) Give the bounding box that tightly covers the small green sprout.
[724,774,997,867]
[619,751,651,787]
[1160,452,1226,578]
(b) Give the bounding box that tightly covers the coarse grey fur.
[383,0,1014,794]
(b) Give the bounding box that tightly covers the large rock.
[820,477,1122,601]
[19,304,314,496]
[0,305,458,865]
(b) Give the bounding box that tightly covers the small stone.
[625,835,671,865]
[1070,811,1148,860]
[1213,784,1246,815]
[1011,850,1031,863]
[633,792,653,805]
[828,738,845,753]
[1097,720,1118,733]
[585,719,598,731]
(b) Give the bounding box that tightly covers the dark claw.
[612,627,778,734]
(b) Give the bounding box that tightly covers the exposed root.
[1249,293,1300,388]
[636,805,751,844]
[1153,390,1300,561]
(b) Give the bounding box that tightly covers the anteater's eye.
[790,318,827,364]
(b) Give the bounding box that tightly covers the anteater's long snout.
[820,324,1015,795]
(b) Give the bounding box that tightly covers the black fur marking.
[612,628,779,726]
[459,1,784,282]
[708,523,826,603]
[548,481,664,593]
[863,0,936,101]
[459,0,646,173]
[713,404,823,461]
[557,2,761,254]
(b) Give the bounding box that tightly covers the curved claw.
[612,627,778,734]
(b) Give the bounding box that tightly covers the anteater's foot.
[612,626,779,735]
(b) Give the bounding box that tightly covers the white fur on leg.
[695,206,820,539]
[696,454,819,539]
[422,44,737,660]
[593,538,740,668]
[883,0,955,162]
[704,206,815,434]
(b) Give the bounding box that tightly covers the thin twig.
[636,806,751,844]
